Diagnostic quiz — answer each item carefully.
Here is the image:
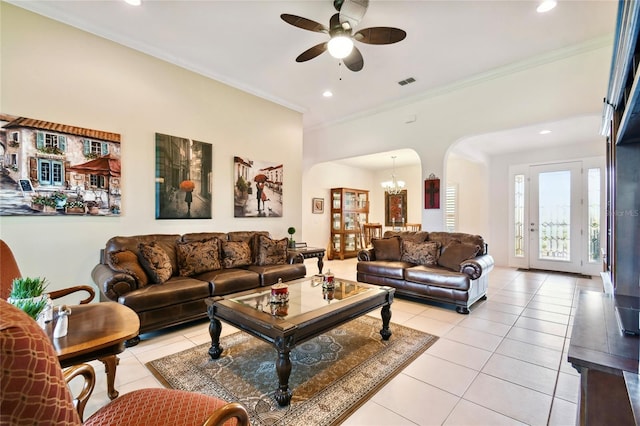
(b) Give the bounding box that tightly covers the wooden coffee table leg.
[99,355,120,400]
[317,255,324,274]
[380,304,392,341]
[274,336,293,406]
[207,303,223,360]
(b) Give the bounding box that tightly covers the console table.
[568,290,639,425]
[289,246,325,274]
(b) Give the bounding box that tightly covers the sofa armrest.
[287,252,304,264]
[91,264,137,301]
[357,248,376,261]
[460,254,495,280]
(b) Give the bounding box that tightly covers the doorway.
[509,158,604,276]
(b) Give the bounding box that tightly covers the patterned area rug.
[146,315,437,426]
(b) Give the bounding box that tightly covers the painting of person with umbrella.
[254,174,268,214]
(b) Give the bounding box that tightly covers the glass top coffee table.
[206,276,394,406]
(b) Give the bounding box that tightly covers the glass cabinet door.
[357,192,368,210]
[332,234,342,252]
[332,191,341,209]
[345,191,356,210]
[332,213,342,230]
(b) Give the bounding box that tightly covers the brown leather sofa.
[357,231,494,314]
[92,231,306,345]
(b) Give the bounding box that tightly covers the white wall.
[0,4,303,294]
[446,154,490,237]
[304,41,613,235]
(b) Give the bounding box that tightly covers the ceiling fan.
[280,0,406,72]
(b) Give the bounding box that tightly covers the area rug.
[146,315,437,426]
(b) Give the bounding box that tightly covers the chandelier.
[380,156,405,195]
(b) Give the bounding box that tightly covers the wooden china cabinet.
[328,188,369,260]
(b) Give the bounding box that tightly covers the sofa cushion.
[437,241,480,271]
[429,232,485,254]
[357,260,413,280]
[221,241,252,268]
[176,238,222,277]
[138,242,173,284]
[372,236,402,261]
[108,249,149,287]
[256,235,288,266]
[228,231,269,263]
[405,265,471,291]
[401,240,440,266]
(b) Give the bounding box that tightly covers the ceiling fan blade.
[281,14,328,33]
[339,0,369,28]
[343,46,364,72]
[354,27,406,45]
[296,42,328,63]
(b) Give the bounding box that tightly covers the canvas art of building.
[0,113,122,216]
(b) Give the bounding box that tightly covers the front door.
[509,158,604,276]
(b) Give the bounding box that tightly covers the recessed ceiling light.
[124,0,142,6]
[539,129,552,135]
[322,90,333,98]
[537,0,557,13]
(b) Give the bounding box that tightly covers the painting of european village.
[0,114,121,216]
[234,156,283,218]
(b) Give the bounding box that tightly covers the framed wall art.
[234,156,283,218]
[385,190,407,227]
[424,173,440,209]
[155,133,212,219]
[0,113,122,216]
[312,197,324,214]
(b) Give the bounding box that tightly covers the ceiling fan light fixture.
[327,35,354,59]
[536,0,557,13]
[123,0,142,5]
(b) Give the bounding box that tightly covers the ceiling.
[8,0,618,168]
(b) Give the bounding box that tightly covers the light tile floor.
[76,258,602,425]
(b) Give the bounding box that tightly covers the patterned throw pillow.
[401,240,440,266]
[371,236,402,261]
[221,241,252,268]
[108,249,149,287]
[176,238,221,277]
[138,241,173,284]
[256,235,288,266]
[437,240,481,271]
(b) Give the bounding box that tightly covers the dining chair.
[362,223,383,247]
[404,223,422,232]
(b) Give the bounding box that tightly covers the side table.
[289,247,326,274]
[47,302,139,400]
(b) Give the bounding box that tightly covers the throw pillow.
[371,236,402,261]
[401,240,440,266]
[256,235,288,266]
[107,249,149,287]
[176,238,222,277]
[437,240,481,271]
[138,242,173,284]
[221,240,252,268]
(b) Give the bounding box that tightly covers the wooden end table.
[288,247,326,274]
[207,277,393,406]
[46,302,139,400]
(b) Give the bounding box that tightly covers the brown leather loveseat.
[357,231,494,314]
[92,231,306,345]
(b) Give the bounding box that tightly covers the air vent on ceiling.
[398,77,416,86]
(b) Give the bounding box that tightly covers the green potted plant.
[8,277,50,321]
[287,227,296,248]
[31,195,57,213]
[51,191,67,208]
